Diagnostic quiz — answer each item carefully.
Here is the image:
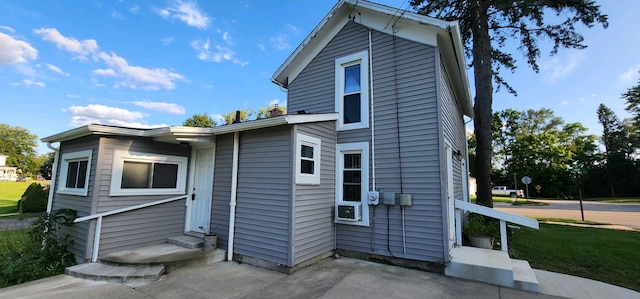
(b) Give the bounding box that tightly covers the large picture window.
[58,150,92,196]
[335,51,369,131]
[110,150,187,196]
[335,142,370,226]
[295,133,321,185]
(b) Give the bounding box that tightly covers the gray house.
[42,0,473,272]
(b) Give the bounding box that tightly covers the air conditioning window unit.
[336,202,362,221]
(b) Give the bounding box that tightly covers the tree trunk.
[471,1,494,208]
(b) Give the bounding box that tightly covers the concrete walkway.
[0,217,35,232]
[1,257,638,299]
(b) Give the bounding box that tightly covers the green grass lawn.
[0,181,49,215]
[509,223,640,292]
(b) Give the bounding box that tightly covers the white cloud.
[257,43,265,51]
[47,63,69,76]
[161,37,175,45]
[270,34,290,51]
[33,28,98,58]
[65,104,146,121]
[0,25,15,33]
[286,24,299,33]
[132,100,185,114]
[157,1,211,30]
[191,39,248,66]
[129,6,140,14]
[67,94,80,98]
[69,115,166,128]
[111,10,124,19]
[94,51,184,90]
[0,32,37,65]
[22,78,45,87]
[619,63,640,84]
[561,100,570,106]
[540,51,584,83]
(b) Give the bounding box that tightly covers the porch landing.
[445,246,539,293]
[66,235,226,283]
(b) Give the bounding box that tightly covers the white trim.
[109,150,188,196]
[335,50,369,131]
[295,134,321,185]
[57,150,92,196]
[335,142,370,226]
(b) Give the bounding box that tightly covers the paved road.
[0,217,36,232]
[495,200,640,229]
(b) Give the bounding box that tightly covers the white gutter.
[46,142,59,213]
[227,132,240,261]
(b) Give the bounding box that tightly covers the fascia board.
[41,125,147,143]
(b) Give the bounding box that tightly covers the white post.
[455,209,463,246]
[227,132,240,262]
[92,217,103,262]
[500,220,507,252]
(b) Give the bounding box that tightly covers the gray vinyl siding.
[287,22,446,263]
[292,121,337,265]
[440,63,467,202]
[233,126,293,266]
[52,136,99,260]
[211,134,232,249]
[92,137,189,256]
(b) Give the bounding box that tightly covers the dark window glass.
[301,160,314,174]
[76,160,88,189]
[343,94,361,124]
[301,145,314,159]
[121,161,150,189]
[152,163,178,188]
[66,161,79,188]
[343,153,361,202]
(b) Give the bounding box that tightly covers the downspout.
[227,132,240,261]
[369,28,376,191]
[46,142,59,213]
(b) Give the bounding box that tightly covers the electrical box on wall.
[399,193,412,206]
[367,191,379,205]
[382,192,396,205]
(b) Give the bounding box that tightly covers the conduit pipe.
[227,132,240,261]
[46,142,59,213]
[368,28,376,191]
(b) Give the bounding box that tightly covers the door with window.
[189,148,214,233]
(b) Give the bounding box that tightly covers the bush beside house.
[18,183,48,213]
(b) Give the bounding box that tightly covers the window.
[58,150,92,196]
[110,150,187,196]
[335,142,369,226]
[295,133,321,185]
[335,51,369,131]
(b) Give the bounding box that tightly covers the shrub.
[464,213,499,237]
[19,182,47,213]
[0,209,77,287]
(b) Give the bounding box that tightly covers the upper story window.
[58,150,92,196]
[109,150,187,196]
[295,133,321,185]
[335,51,369,131]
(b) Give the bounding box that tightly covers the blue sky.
[1,0,638,155]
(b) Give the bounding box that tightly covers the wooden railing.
[454,200,539,251]
[74,194,189,262]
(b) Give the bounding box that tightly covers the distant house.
[43,0,473,271]
[0,154,18,181]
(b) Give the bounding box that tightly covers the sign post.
[521,176,532,199]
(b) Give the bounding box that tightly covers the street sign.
[521,176,532,185]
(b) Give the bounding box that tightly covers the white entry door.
[189,148,214,233]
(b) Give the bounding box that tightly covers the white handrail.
[75,194,189,262]
[454,200,539,252]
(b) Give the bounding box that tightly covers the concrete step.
[167,234,203,249]
[511,259,540,293]
[65,262,164,283]
[99,243,226,272]
[445,246,514,288]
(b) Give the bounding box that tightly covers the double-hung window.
[58,150,92,196]
[110,150,187,196]
[295,133,321,185]
[335,142,370,226]
[335,51,369,131]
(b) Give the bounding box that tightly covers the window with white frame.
[58,150,92,196]
[335,142,369,226]
[335,51,369,131]
[295,133,321,185]
[109,150,187,196]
